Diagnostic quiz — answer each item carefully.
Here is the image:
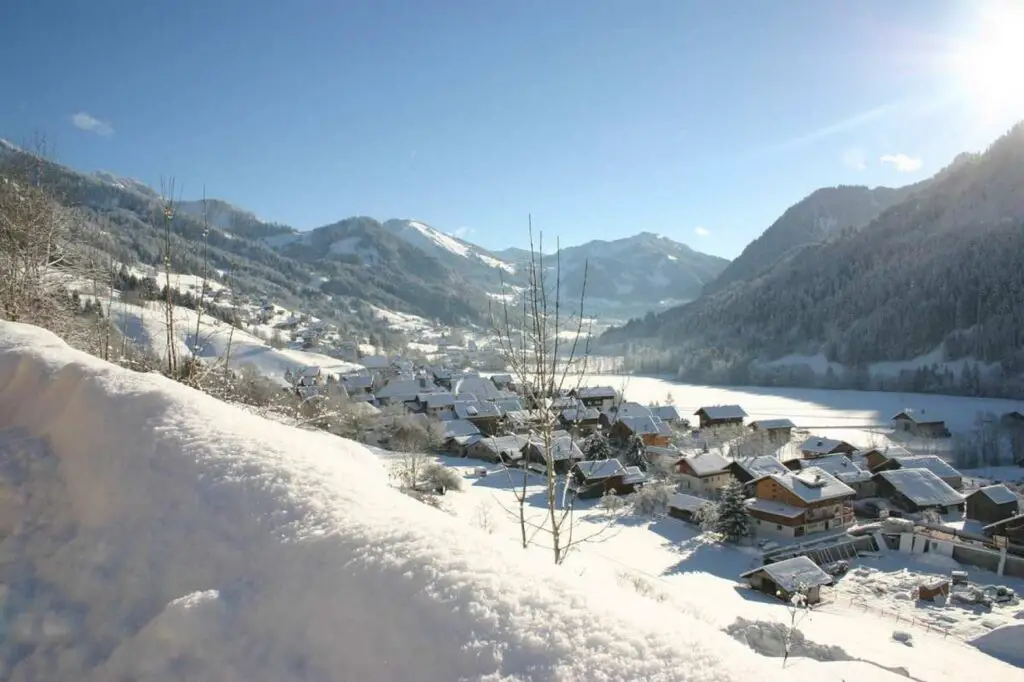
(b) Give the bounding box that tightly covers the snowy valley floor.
[0,322,1022,681]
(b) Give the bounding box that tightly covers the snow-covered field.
[109,300,362,383]
[0,321,796,682]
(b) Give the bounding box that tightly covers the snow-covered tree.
[583,432,613,461]
[712,479,750,542]
[623,435,648,471]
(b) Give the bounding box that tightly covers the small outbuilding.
[891,409,951,438]
[694,405,747,430]
[873,468,965,513]
[966,485,1020,525]
[739,556,832,605]
[749,418,796,443]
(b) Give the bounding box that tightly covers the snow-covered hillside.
[383,219,516,274]
[1,321,789,681]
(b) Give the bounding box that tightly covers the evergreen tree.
[583,433,612,461]
[624,435,648,471]
[713,479,751,542]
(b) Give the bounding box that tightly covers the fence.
[822,593,954,638]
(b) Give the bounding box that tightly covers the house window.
[776,525,783,531]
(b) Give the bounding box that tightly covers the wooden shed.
[966,485,1020,525]
[739,556,832,605]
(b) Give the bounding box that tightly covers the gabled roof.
[419,392,456,408]
[376,378,438,400]
[795,454,861,476]
[891,408,945,425]
[504,409,544,426]
[489,373,514,385]
[493,397,525,412]
[528,435,584,461]
[770,467,855,503]
[441,419,481,439]
[750,418,796,430]
[679,451,730,477]
[574,458,625,480]
[969,484,1019,506]
[650,405,682,422]
[694,405,747,420]
[603,402,652,419]
[342,374,374,389]
[452,374,504,401]
[361,355,390,368]
[888,455,961,480]
[622,466,647,485]
[561,407,601,423]
[616,415,671,436]
[454,400,504,420]
[731,456,790,479]
[740,556,832,592]
[874,469,965,507]
[575,386,617,400]
[799,436,853,455]
[476,435,530,458]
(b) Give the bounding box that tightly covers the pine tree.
[713,479,751,542]
[583,433,612,461]
[624,435,648,471]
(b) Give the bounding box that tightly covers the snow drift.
[0,322,779,681]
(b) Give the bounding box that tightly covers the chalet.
[413,392,457,418]
[608,415,672,447]
[799,436,856,459]
[440,419,482,455]
[668,492,711,523]
[376,377,440,406]
[453,373,505,402]
[467,435,531,464]
[572,386,618,411]
[693,405,747,430]
[600,402,653,429]
[982,514,1024,545]
[739,556,832,605]
[891,409,951,438]
[490,373,514,390]
[872,469,965,514]
[745,467,856,539]
[504,409,544,433]
[289,365,323,387]
[966,485,1020,525]
[341,373,375,396]
[675,451,732,495]
[522,435,585,475]
[568,458,646,500]
[870,454,963,490]
[559,407,602,435]
[429,367,453,390]
[645,445,684,467]
[853,445,911,469]
[794,454,874,499]
[493,397,525,413]
[650,405,684,425]
[749,418,796,443]
[361,355,390,371]
[728,456,790,489]
[453,400,505,435]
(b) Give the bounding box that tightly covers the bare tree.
[779,585,811,668]
[491,217,608,564]
[158,178,181,377]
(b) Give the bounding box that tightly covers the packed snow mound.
[969,624,1024,668]
[0,322,778,682]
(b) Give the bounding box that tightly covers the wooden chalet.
[453,400,505,436]
[966,485,1020,525]
[608,415,672,447]
[693,405,747,430]
[891,409,951,438]
[793,454,874,499]
[728,456,790,491]
[739,556,832,605]
[745,467,856,539]
[869,454,963,490]
[568,458,646,500]
[559,406,602,435]
[872,469,965,513]
[522,435,585,475]
[466,435,531,464]
[571,386,618,410]
[748,418,796,443]
[675,451,732,495]
[799,436,856,459]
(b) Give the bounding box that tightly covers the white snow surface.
[0,322,786,682]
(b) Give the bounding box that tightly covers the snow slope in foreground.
[0,322,796,682]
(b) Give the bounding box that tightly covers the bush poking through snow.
[422,462,463,492]
[631,482,673,517]
[725,617,853,663]
[600,491,627,512]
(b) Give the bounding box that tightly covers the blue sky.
[2,0,1023,258]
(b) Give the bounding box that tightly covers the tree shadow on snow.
[661,533,760,581]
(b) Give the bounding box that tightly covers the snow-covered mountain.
[382,219,516,274]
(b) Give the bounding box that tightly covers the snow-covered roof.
[376,378,438,400]
[0,322,774,682]
[529,435,584,461]
[489,373,513,385]
[574,458,625,479]
[669,492,710,513]
[420,392,456,408]
[745,499,806,520]
[360,354,390,368]
[441,419,481,439]
[875,469,965,507]
[561,407,601,423]
[680,451,730,477]
[740,556,832,592]
[342,374,374,389]
[796,454,863,478]
[296,365,322,377]
[891,408,945,425]
[616,415,671,436]
[452,434,483,447]
[750,418,796,430]
[454,400,504,420]
[890,455,961,480]
[799,436,853,455]
[770,467,855,503]
[622,466,647,485]
[695,404,747,420]
[505,409,544,426]
[732,455,789,478]
[476,435,530,457]
[650,405,682,422]
[453,374,504,401]
[576,386,617,399]
[492,397,525,412]
[604,401,653,419]
[970,484,1019,506]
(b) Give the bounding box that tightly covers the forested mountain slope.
[602,123,1024,397]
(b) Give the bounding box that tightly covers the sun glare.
[950,3,1024,121]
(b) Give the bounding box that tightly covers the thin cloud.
[880,153,922,172]
[452,226,475,239]
[759,102,901,156]
[70,111,114,137]
[841,147,867,171]
[694,226,710,237]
